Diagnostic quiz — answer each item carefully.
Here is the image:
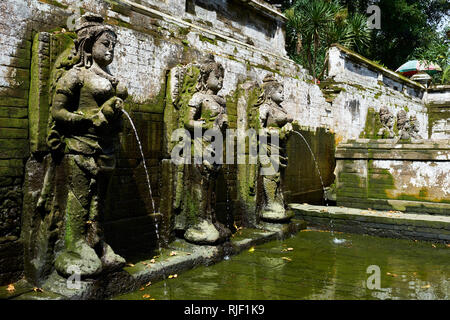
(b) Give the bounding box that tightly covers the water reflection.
[115,231,449,300]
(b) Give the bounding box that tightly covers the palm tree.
[285,0,371,81]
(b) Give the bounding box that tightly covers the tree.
[344,0,449,71]
[285,0,371,81]
[409,27,450,84]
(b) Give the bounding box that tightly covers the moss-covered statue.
[409,114,422,139]
[168,54,231,244]
[397,110,411,140]
[44,13,127,277]
[377,106,395,139]
[257,75,294,222]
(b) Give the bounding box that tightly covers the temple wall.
[0,0,440,285]
[326,44,428,142]
[335,140,450,215]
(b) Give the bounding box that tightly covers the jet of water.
[292,130,344,242]
[121,109,156,214]
[292,130,327,205]
[121,109,168,294]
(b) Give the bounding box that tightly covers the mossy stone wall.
[336,140,450,215]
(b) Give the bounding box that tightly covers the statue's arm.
[51,93,90,126]
[259,104,269,129]
[185,94,205,131]
[51,69,91,127]
[184,105,203,131]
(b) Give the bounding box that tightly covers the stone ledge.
[337,197,450,216]
[290,203,450,243]
[1,220,306,300]
[336,139,450,161]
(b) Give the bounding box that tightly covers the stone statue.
[257,75,294,222]
[170,55,231,244]
[377,106,395,138]
[43,13,127,277]
[397,110,411,140]
[409,114,422,139]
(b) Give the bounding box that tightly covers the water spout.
[121,109,168,293]
[121,109,156,214]
[292,130,327,205]
[292,130,344,242]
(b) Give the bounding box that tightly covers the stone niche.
[335,139,450,215]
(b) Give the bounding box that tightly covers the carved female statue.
[47,13,127,277]
[180,55,231,244]
[257,75,294,222]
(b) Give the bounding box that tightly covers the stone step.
[289,203,450,244]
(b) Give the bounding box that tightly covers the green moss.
[199,35,217,46]
[185,191,199,226]
[216,35,228,43]
[38,0,68,9]
[178,27,190,36]
[427,103,450,139]
[336,171,367,199]
[105,0,132,16]
[125,87,166,114]
[367,164,395,200]
[252,63,280,75]
[359,107,383,138]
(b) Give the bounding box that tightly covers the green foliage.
[409,29,449,84]
[286,0,449,79]
[358,0,449,72]
[285,0,371,80]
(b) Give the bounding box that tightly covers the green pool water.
[114,230,449,300]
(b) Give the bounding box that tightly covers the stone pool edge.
[290,203,450,244]
[1,220,306,300]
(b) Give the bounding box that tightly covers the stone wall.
[426,85,450,139]
[291,204,450,243]
[0,0,443,285]
[335,139,450,215]
[325,44,428,142]
[0,0,320,284]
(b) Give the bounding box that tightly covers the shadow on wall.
[284,127,336,205]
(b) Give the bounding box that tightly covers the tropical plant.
[409,27,449,84]
[285,0,371,81]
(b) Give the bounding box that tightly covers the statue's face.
[92,31,116,68]
[271,85,284,104]
[206,69,223,92]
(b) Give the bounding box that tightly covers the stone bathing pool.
[114,230,449,300]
